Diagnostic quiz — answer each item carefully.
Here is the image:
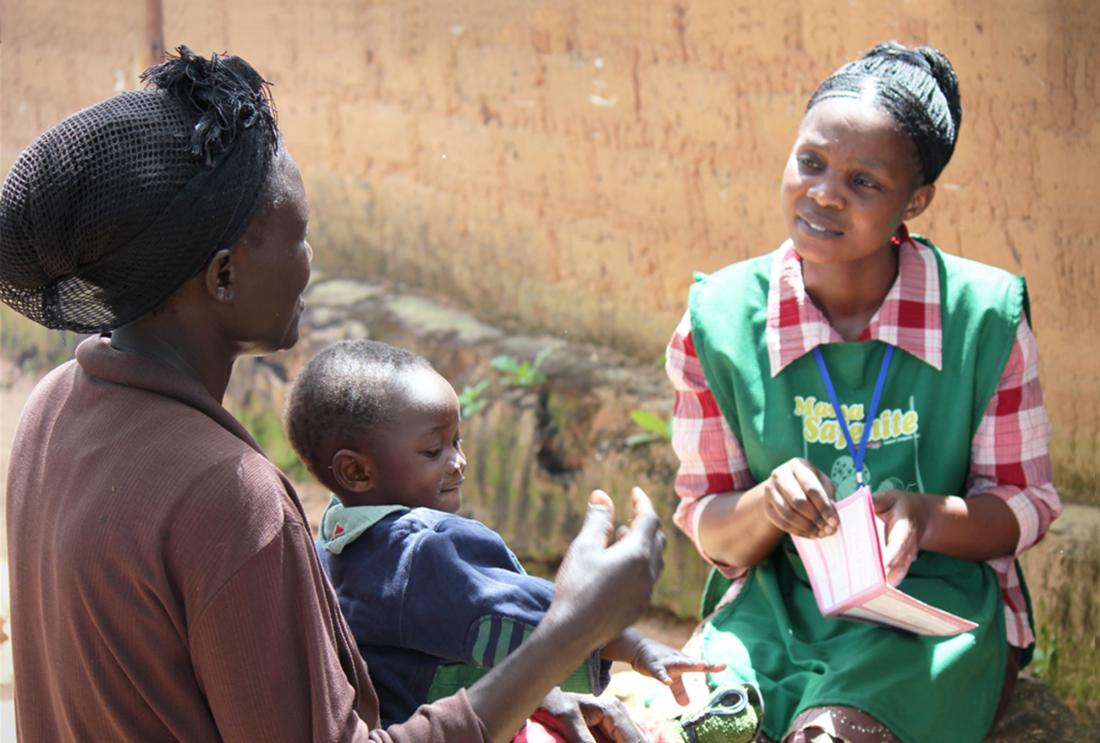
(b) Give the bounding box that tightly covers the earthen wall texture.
[2,0,1098,499]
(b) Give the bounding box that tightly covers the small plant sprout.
[626,409,672,447]
[458,379,491,419]
[491,347,552,387]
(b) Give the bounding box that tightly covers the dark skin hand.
[602,628,725,707]
[537,688,643,743]
[873,489,1020,585]
[758,458,838,539]
[695,457,838,570]
[466,488,665,743]
[697,464,1020,587]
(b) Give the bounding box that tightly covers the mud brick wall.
[2,0,1098,501]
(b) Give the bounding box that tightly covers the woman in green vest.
[665,42,1061,742]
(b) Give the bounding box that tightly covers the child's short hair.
[285,339,432,482]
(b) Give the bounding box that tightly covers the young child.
[285,338,722,738]
[665,42,1061,742]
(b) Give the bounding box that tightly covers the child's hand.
[872,489,928,585]
[628,639,726,707]
[761,458,839,538]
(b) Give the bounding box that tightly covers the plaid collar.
[765,225,942,377]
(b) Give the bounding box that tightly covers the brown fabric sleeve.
[368,691,491,743]
[189,519,489,743]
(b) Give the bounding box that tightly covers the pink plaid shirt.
[666,229,1061,647]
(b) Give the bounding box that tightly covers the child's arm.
[465,489,664,743]
[397,513,608,694]
[599,627,647,664]
[601,628,725,706]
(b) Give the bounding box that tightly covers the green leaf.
[461,379,490,397]
[491,355,521,373]
[630,409,671,439]
[492,352,549,387]
[461,399,487,418]
[458,379,492,418]
[625,433,661,447]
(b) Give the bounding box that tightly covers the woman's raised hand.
[761,458,839,538]
[466,487,665,741]
[547,487,666,651]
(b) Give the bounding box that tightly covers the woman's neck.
[110,312,237,401]
[802,245,898,342]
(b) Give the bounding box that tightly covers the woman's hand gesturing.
[760,458,839,538]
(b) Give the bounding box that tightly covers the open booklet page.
[792,488,976,636]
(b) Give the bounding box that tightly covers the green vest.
[688,237,1028,743]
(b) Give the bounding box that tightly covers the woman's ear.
[331,448,374,495]
[203,248,236,304]
[903,183,936,221]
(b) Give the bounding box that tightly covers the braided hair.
[806,42,961,185]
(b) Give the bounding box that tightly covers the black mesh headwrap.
[806,42,961,185]
[0,46,279,332]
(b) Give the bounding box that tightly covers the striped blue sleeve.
[399,515,608,692]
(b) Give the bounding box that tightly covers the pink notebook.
[792,488,976,636]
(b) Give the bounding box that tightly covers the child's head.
[781,42,961,264]
[285,339,466,512]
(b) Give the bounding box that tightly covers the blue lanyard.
[811,344,895,486]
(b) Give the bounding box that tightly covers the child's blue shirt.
[317,498,608,726]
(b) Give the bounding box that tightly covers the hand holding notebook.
[791,487,976,636]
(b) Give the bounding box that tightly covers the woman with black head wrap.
[665,43,1059,741]
[1,47,665,743]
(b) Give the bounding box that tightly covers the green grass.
[491,348,552,387]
